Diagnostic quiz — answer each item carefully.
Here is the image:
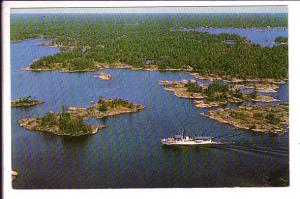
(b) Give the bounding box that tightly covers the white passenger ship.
[161,130,224,146]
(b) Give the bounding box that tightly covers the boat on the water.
[161,130,224,146]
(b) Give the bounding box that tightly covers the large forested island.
[18,97,145,136]
[11,14,288,80]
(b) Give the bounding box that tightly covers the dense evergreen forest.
[186,80,245,102]
[11,13,288,79]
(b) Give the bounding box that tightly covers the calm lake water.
[175,27,288,47]
[11,38,289,188]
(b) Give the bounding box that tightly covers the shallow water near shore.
[11,39,289,188]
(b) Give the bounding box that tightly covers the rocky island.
[11,96,44,107]
[274,36,288,45]
[19,108,105,136]
[160,79,278,108]
[201,103,289,133]
[94,72,112,80]
[19,97,145,136]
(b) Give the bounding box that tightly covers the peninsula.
[11,96,44,107]
[201,103,289,133]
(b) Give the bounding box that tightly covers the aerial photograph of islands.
[10,5,289,188]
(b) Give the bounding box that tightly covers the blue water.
[11,39,289,188]
[176,27,288,47]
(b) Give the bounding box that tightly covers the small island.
[19,97,145,136]
[274,36,288,45]
[201,103,288,133]
[94,72,112,80]
[160,80,278,108]
[19,107,105,136]
[11,96,44,107]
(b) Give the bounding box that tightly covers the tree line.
[11,14,288,79]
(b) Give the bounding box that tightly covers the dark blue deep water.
[11,39,289,189]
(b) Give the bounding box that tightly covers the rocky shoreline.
[159,80,205,99]
[189,72,287,85]
[11,97,44,107]
[22,66,99,73]
[23,56,288,87]
[23,60,194,73]
[18,116,105,136]
[67,98,145,119]
[232,83,279,93]
[159,79,287,134]
[201,103,289,133]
